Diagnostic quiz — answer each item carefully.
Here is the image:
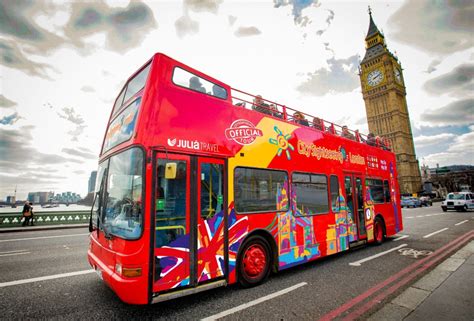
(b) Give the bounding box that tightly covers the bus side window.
[330,175,340,212]
[292,173,329,215]
[383,180,390,203]
[172,67,228,99]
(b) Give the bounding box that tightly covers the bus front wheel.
[238,235,272,288]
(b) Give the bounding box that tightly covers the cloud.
[0,0,63,51]
[0,94,17,108]
[1,1,156,77]
[423,64,474,97]
[57,107,85,126]
[234,26,262,37]
[175,14,199,38]
[422,129,474,167]
[420,99,474,126]
[414,133,456,148]
[297,55,360,96]
[0,41,53,78]
[388,1,474,54]
[56,107,87,141]
[274,0,321,25]
[424,59,442,74]
[64,1,157,52]
[228,15,237,27]
[0,126,84,176]
[185,0,223,14]
[0,112,20,125]
[316,9,334,35]
[62,148,97,160]
[81,86,95,93]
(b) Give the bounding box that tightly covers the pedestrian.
[21,201,34,226]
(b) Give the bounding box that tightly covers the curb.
[0,224,89,233]
[368,240,474,320]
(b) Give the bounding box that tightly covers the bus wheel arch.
[236,230,276,287]
[373,214,386,245]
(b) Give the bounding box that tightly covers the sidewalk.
[0,223,88,233]
[368,240,474,321]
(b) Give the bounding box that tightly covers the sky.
[0,0,473,200]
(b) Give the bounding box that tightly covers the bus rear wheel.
[238,235,272,288]
[373,217,385,245]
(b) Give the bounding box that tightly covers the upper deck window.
[103,98,141,153]
[112,63,151,117]
[172,67,228,100]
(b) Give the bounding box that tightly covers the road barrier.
[0,210,90,228]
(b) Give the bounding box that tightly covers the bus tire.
[237,235,272,288]
[373,216,385,245]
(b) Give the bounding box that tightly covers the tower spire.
[365,6,381,40]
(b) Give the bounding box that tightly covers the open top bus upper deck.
[101,53,393,166]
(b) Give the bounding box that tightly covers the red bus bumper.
[88,250,149,305]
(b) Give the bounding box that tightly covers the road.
[0,206,472,320]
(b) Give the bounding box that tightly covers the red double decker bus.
[88,53,402,304]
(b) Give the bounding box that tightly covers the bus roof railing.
[230,88,392,151]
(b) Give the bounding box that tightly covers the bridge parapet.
[0,210,90,227]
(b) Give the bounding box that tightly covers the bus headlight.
[115,263,122,275]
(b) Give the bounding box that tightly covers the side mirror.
[165,162,177,179]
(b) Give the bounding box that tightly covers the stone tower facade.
[359,10,422,195]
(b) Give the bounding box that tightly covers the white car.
[441,192,474,212]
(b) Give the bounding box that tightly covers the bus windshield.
[100,147,144,239]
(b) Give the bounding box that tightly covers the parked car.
[419,196,432,207]
[441,192,474,212]
[401,196,421,208]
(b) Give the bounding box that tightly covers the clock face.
[367,69,384,87]
[395,68,401,82]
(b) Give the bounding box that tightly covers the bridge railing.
[0,210,91,228]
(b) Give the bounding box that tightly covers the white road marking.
[425,214,433,217]
[393,235,409,242]
[349,244,408,266]
[0,252,30,257]
[416,215,424,218]
[201,282,307,321]
[0,233,89,243]
[0,270,95,288]
[455,220,469,226]
[0,249,28,255]
[405,217,414,219]
[423,228,449,239]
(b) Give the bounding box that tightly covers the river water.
[0,204,92,213]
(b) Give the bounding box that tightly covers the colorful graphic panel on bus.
[103,98,140,153]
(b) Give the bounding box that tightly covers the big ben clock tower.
[359,8,422,195]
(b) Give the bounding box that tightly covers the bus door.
[153,154,226,294]
[196,157,225,284]
[153,154,191,292]
[344,175,366,242]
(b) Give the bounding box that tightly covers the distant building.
[6,196,16,204]
[88,171,97,193]
[28,191,82,204]
[421,165,474,195]
[27,191,53,204]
